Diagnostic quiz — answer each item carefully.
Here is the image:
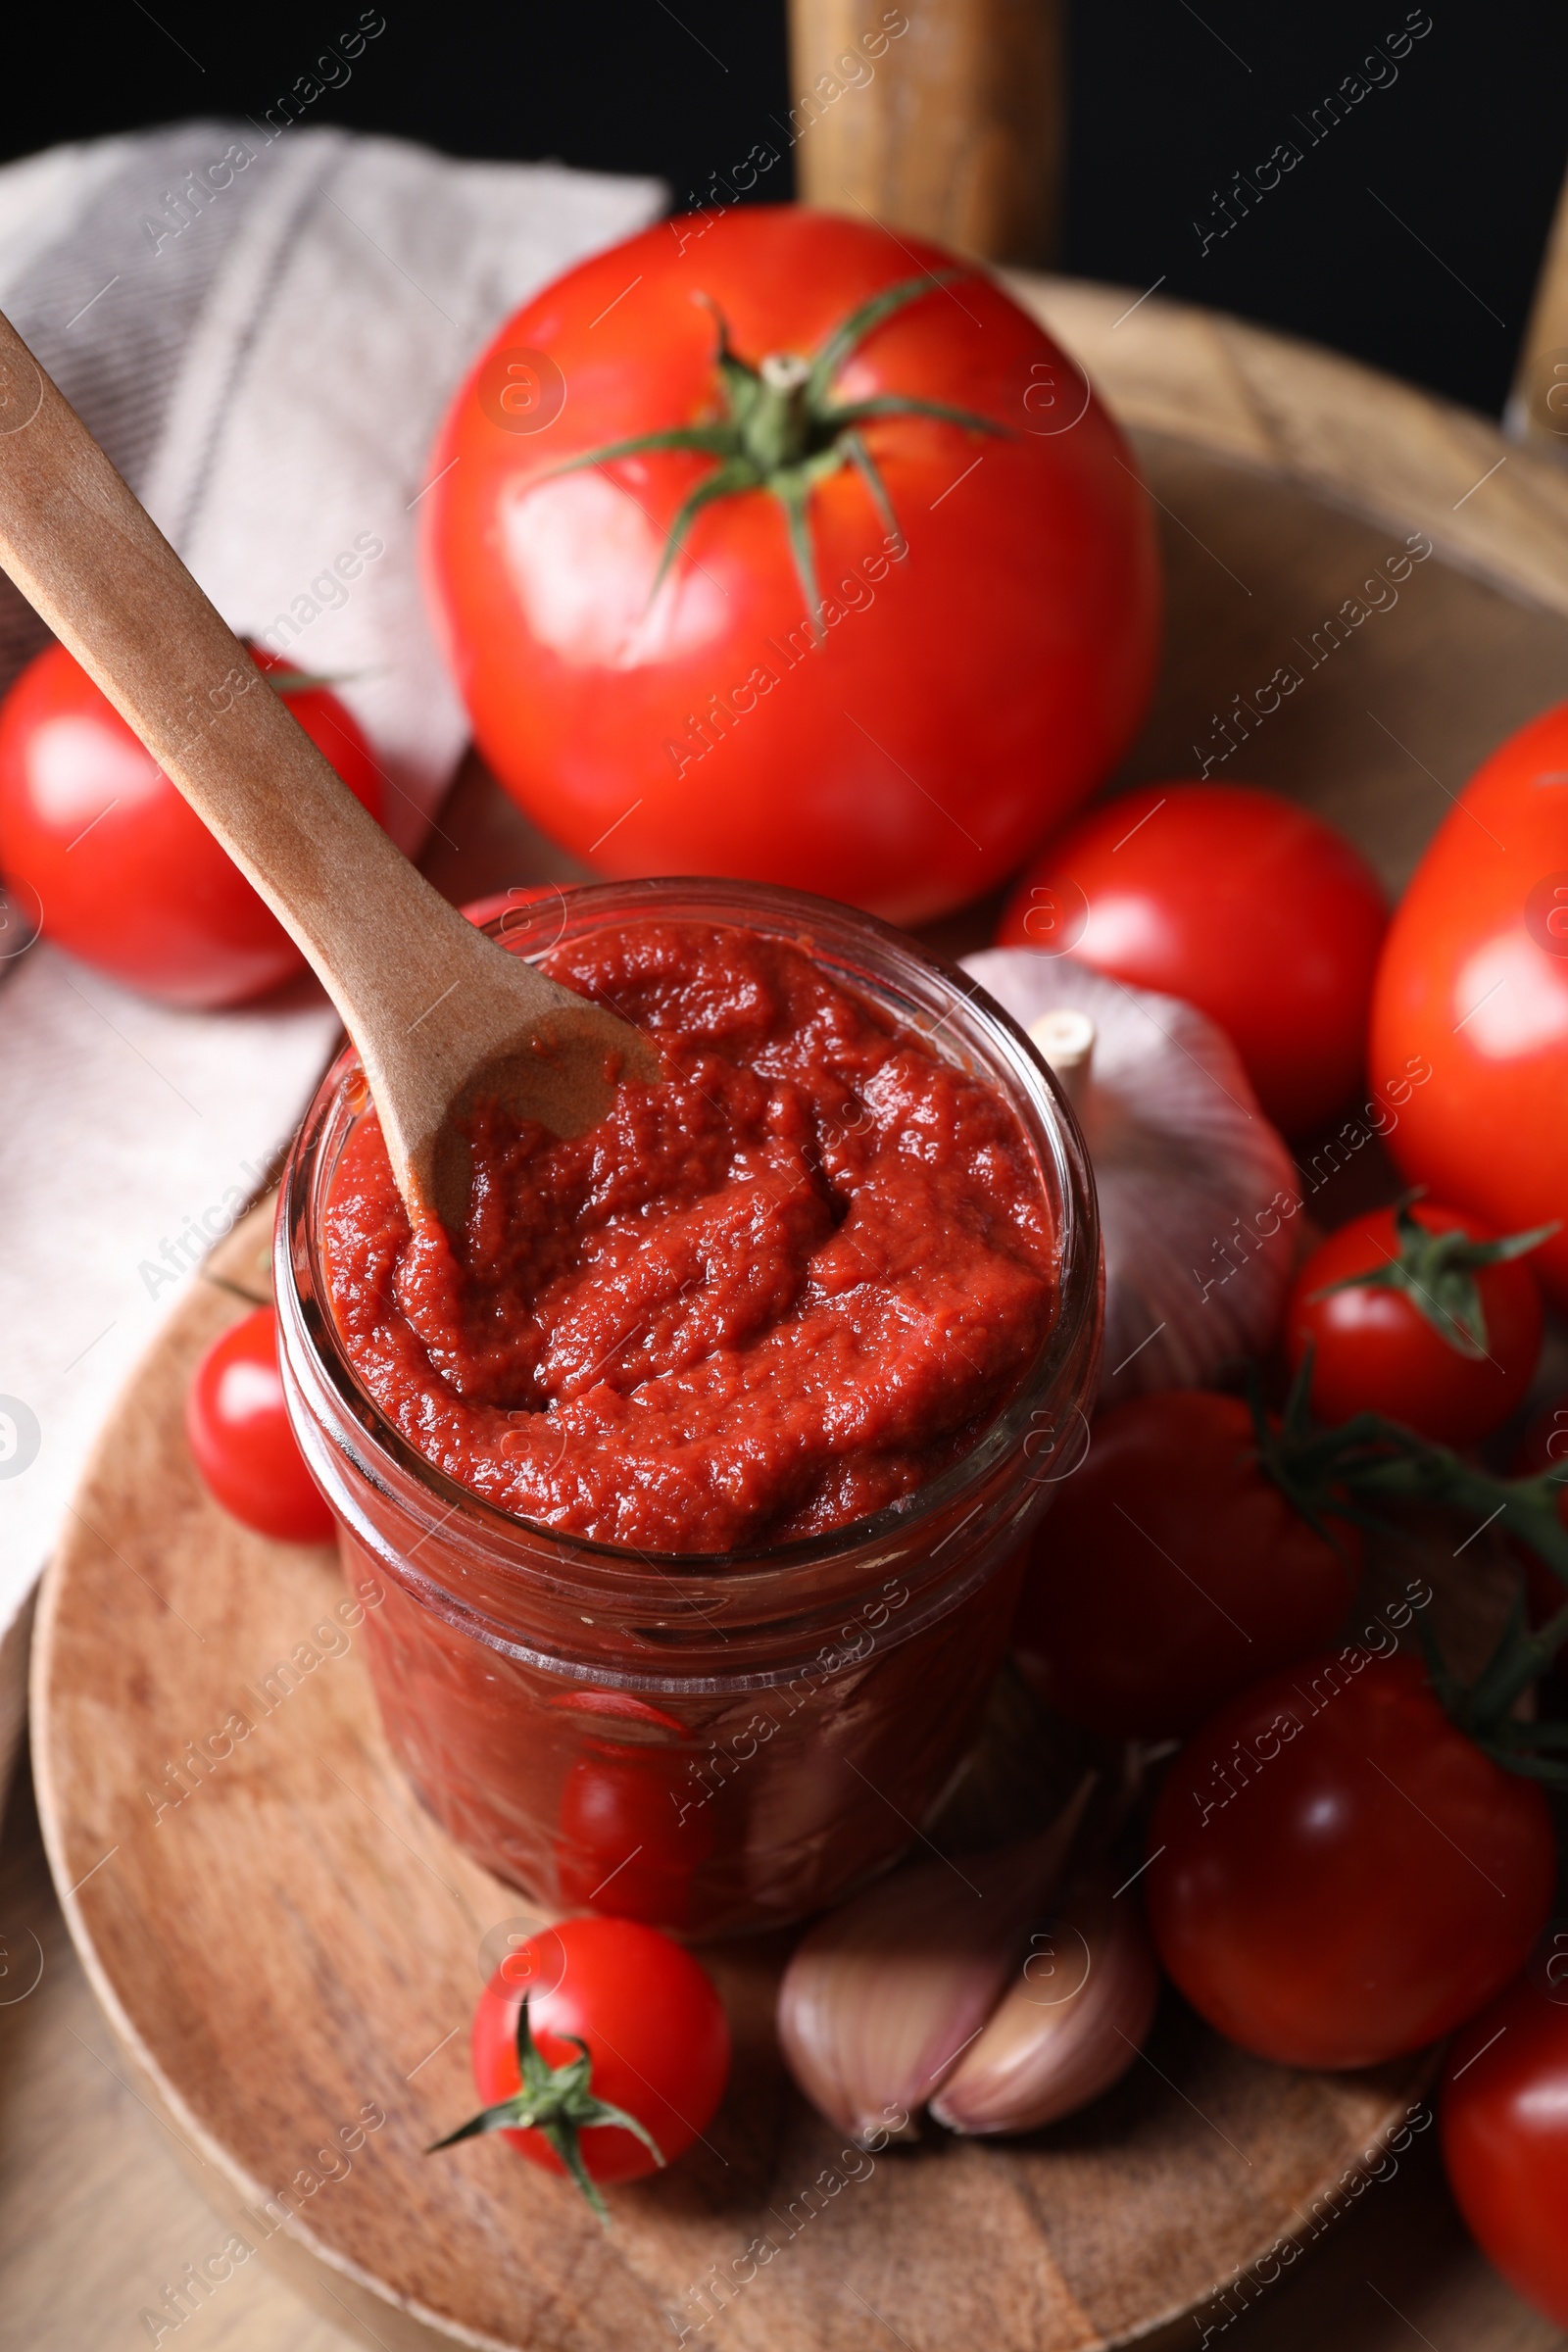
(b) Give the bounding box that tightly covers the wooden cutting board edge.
[1010,271,1568,622]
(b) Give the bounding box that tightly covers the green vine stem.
[1249,1360,1568,1779]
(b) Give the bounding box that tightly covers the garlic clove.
[928,1865,1159,2136]
[968,949,1298,1403]
[776,1777,1093,2144]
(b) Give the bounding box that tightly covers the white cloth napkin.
[0,122,663,1794]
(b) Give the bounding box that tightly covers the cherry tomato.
[186,1304,335,1544]
[1442,1961,1568,2328]
[421,205,1160,925]
[0,640,382,1006]
[1286,1198,1546,1445]
[998,781,1387,1134]
[1371,696,1568,1306]
[1011,1392,1358,1739]
[1146,1653,1554,2069]
[462,1917,729,2194]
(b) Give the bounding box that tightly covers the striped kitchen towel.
[0,122,662,1794]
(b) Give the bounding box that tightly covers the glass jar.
[274,879,1100,1939]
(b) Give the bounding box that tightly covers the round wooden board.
[34,1200,1437,2352]
[32,278,1568,2351]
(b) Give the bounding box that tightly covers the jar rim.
[276,875,1101,1593]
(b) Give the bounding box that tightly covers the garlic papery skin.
[776,1779,1093,2144]
[928,1866,1159,2135]
[965,949,1298,1404]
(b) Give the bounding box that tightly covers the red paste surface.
[323,920,1055,1552]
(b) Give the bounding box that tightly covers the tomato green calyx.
[427,1992,664,2225]
[539,270,1011,636]
[1307,1189,1559,1360]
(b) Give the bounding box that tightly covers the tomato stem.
[533,270,1011,633]
[752,353,814,467]
[1330,1429,1568,1776]
[1243,1359,1380,1556]
[427,1992,664,2225]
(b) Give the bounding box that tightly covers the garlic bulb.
[928,1865,1158,2135]
[776,1778,1093,2143]
[964,950,1298,1402]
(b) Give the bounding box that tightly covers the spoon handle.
[0,309,492,1019]
[0,309,616,1212]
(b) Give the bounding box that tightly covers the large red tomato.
[1371,698,1568,1304]
[998,781,1386,1133]
[1442,1964,1568,2328]
[421,206,1160,924]
[0,640,382,1006]
[1146,1653,1555,2069]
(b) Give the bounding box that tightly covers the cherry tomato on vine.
[998,781,1386,1134]
[433,1916,730,2217]
[0,639,382,1006]
[1442,1961,1568,2328]
[1286,1195,1549,1445]
[1371,696,1568,1306]
[186,1304,335,1544]
[421,205,1160,925]
[1146,1653,1554,2070]
[1010,1392,1358,1739]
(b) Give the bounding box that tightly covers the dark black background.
[5,1,1562,416]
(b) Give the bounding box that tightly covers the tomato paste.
[323,918,1056,1554]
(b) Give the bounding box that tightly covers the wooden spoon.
[0,312,659,1231]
